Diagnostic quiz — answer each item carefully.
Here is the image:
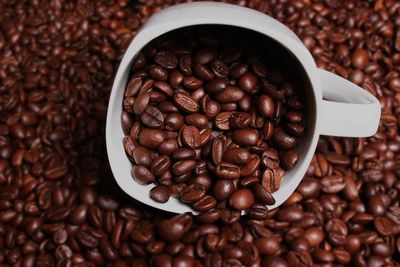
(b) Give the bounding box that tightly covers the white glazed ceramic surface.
[106,2,381,214]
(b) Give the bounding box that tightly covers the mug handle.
[318,69,381,137]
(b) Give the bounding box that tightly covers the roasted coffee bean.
[201,95,221,119]
[150,185,171,203]
[215,162,241,180]
[193,196,217,212]
[258,95,275,118]
[165,113,185,131]
[155,50,178,69]
[281,150,299,170]
[131,165,155,185]
[232,129,259,146]
[133,92,151,115]
[149,64,169,81]
[229,189,255,210]
[138,129,166,149]
[205,78,229,95]
[238,72,259,94]
[159,139,179,156]
[172,148,196,160]
[273,128,297,150]
[194,63,215,81]
[262,148,280,169]
[215,112,232,131]
[131,146,152,167]
[172,160,197,176]
[240,154,261,177]
[230,63,249,78]
[183,76,203,90]
[180,184,206,203]
[174,92,199,113]
[150,155,171,176]
[253,184,275,205]
[215,86,245,103]
[185,113,209,129]
[141,105,164,128]
[213,180,235,201]
[181,126,202,149]
[262,168,282,193]
[351,49,369,69]
[154,81,174,97]
[158,213,192,242]
[229,112,251,129]
[211,60,228,77]
[223,147,251,166]
[194,48,218,64]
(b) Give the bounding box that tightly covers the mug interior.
[111,25,316,210]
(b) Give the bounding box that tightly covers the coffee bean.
[229,189,254,210]
[320,175,345,193]
[131,146,152,167]
[230,63,249,79]
[215,112,232,131]
[229,112,251,128]
[138,129,166,149]
[174,92,199,113]
[281,150,299,170]
[262,168,282,193]
[273,128,297,150]
[131,165,155,185]
[253,184,275,205]
[154,81,173,97]
[180,184,206,203]
[255,237,280,255]
[148,65,167,81]
[158,213,192,242]
[185,113,209,129]
[213,180,235,201]
[165,113,184,131]
[240,154,261,177]
[155,51,178,69]
[194,63,215,81]
[211,60,228,77]
[150,155,171,177]
[232,129,259,146]
[180,126,202,149]
[125,76,143,97]
[215,86,245,103]
[171,160,197,176]
[205,78,229,95]
[239,72,259,93]
[194,48,218,64]
[193,196,217,212]
[351,49,369,69]
[150,185,171,203]
[133,92,151,115]
[141,105,164,128]
[172,148,196,161]
[215,162,241,180]
[183,76,203,90]
[261,148,280,169]
[223,147,251,166]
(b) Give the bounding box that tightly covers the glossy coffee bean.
[229,189,255,210]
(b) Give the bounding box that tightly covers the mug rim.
[106,2,323,213]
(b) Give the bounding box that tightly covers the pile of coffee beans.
[122,26,306,214]
[1,0,400,266]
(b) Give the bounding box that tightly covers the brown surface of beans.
[0,0,399,266]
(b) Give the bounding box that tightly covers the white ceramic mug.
[106,2,381,214]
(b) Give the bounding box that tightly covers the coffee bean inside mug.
[122,26,306,216]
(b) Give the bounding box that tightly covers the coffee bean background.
[0,0,399,266]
